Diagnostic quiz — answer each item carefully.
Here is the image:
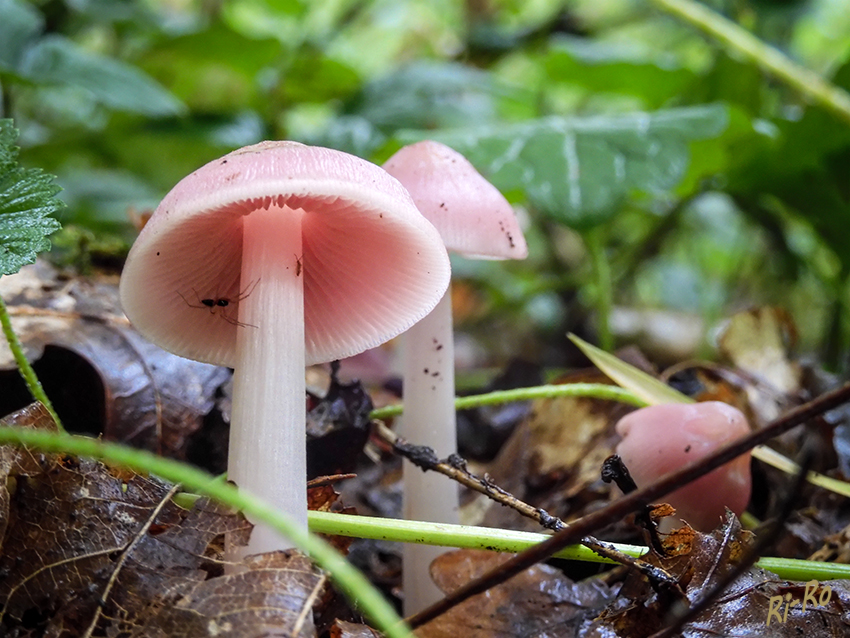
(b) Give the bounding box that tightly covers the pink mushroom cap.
[615,401,752,531]
[382,140,527,260]
[119,141,451,367]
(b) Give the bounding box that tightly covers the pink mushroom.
[120,141,451,556]
[383,140,527,612]
[615,401,752,532]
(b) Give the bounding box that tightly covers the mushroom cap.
[119,141,451,367]
[382,140,527,260]
[615,402,752,531]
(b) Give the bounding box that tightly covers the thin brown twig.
[375,421,561,530]
[404,380,850,629]
[374,421,680,591]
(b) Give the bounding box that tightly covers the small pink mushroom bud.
[615,402,752,532]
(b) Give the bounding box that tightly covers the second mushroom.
[383,140,528,612]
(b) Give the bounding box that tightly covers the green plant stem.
[649,0,850,126]
[310,510,646,564]
[369,383,644,420]
[308,511,850,582]
[0,426,412,638]
[585,228,613,352]
[0,295,63,431]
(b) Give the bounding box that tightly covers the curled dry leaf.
[307,479,357,554]
[0,261,230,457]
[306,363,373,479]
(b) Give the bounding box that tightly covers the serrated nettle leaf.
[398,104,729,229]
[0,120,64,276]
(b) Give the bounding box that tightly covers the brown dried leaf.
[809,521,850,562]
[525,369,635,484]
[0,403,329,638]
[589,514,850,636]
[129,552,323,638]
[418,550,617,638]
[306,480,356,554]
[716,307,801,425]
[0,440,188,632]
[657,521,697,557]
[0,262,230,457]
[308,483,343,512]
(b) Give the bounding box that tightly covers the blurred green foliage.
[4,0,850,366]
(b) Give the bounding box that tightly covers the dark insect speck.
[684,445,692,453]
[423,368,429,374]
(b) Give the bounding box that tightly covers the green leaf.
[567,333,692,406]
[0,0,42,72]
[728,100,850,268]
[543,36,696,107]
[18,35,184,117]
[397,104,729,229]
[56,168,161,232]
[280,48,361,104]
[690,52,766,116]
[140,22,280,114]
[353,61,501,131]
[0,120,64,275]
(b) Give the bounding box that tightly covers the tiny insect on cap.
[383,140,527,260]
[119,141,451,367]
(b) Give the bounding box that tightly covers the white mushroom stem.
[230,206,306,555]
[399,288,459,613]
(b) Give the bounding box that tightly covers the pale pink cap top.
[382,141,527,260]
[119,141,451,367]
